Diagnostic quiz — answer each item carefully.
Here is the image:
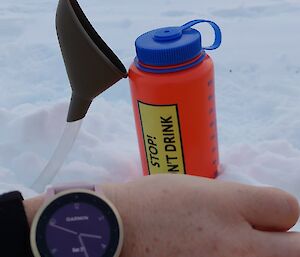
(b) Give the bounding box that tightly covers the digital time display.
[35,193,120,257]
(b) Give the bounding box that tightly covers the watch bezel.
[30,189,123,257]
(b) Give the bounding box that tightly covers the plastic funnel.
[56,0,127,122]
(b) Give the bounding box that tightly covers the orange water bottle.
[129,20,222,178]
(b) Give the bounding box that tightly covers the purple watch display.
[30,186,123,257]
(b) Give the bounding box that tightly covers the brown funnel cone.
[56,0,127,122]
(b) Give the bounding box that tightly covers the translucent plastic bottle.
[129,20,222,178]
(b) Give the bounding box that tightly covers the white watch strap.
[46,183,103,199]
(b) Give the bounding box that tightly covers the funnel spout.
[67,93,93,122]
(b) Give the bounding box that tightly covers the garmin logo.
[66,216,89,222]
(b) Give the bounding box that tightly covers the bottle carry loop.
[180,20,222,50]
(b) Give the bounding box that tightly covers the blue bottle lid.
[135,20,222,67]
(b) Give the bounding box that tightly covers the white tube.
[31,119,83,193]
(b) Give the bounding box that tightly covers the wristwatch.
[30,184,123,257]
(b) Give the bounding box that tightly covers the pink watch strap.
[46,183,103,200]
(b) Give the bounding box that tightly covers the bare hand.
[104,174,300,257]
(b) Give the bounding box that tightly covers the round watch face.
[34,192,121,257]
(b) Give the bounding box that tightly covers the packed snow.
[0,0,300,230]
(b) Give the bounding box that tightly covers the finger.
[254,230,300,257]
[230,184,299,231]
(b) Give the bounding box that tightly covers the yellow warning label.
[138,101,185,175]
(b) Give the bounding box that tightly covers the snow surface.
[1,0,300,230]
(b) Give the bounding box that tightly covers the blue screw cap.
[135,19,222,67]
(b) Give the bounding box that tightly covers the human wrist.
[23,195,45,226]
[102,182,145,257]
